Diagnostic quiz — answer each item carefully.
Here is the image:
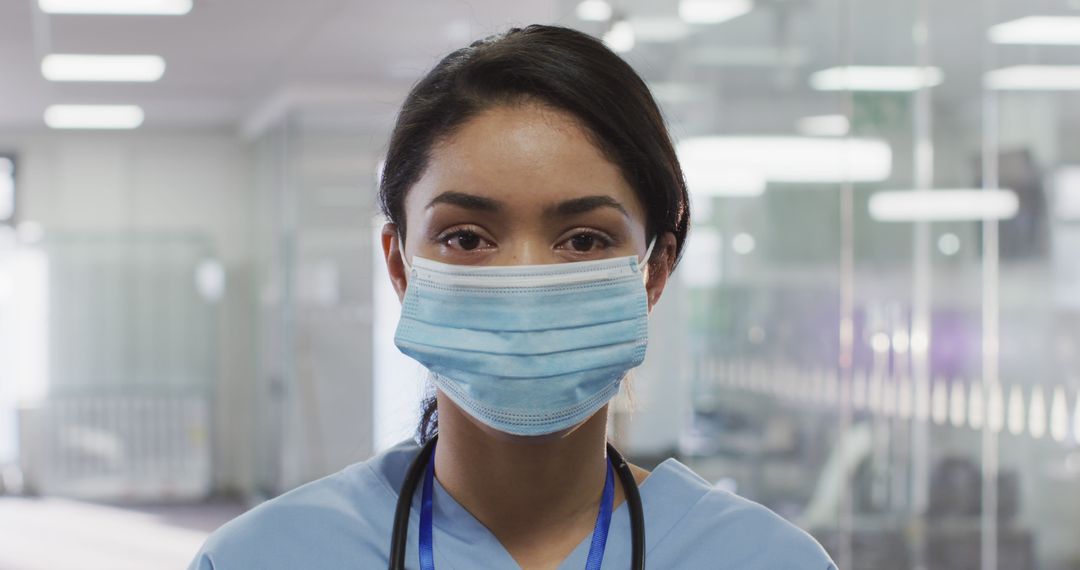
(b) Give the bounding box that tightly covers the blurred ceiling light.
[629,17,690,42]
[1029,386,1047,439]
[731,233,755,255]
[195,259,226,303]
[679,0,753,24]
[796,114,850,136]
[1007,384,1026,436]
[576,0,612,22]
[1050,386,1068,442]
[868,189,1019,222]
[989,16,1080,45]
[603,20,635,53]
[937,232,961,255]
[37,0,192,15]
[910,330,929,352]
[685,166,766,197]
[1055,167,1080,221]
[968,382,984,429]
[42,54,165,82]
[677,136,892,183]
[985,65,1080,90]
[44,105,144,129]
[810,66,944,92]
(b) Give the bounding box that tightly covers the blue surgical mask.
[394,240,655,436]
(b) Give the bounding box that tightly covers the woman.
[190,25,837,569]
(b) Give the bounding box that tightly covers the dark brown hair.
[378,24,690,443]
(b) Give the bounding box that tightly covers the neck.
[432,392,613,561]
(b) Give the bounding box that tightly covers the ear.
[645,232,677,313]
[381,223,408,302]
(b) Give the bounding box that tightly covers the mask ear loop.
[397,232,413,275]
[637,236,657,272]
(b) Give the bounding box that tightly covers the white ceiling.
[0,0,561,131]
[1,0,1078,135]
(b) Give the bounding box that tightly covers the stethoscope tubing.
[388,435,645,569]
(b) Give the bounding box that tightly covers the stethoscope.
[388,434,645,569]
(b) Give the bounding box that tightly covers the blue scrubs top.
[189,440,836,569]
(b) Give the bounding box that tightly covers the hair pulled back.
[378,25,691,443]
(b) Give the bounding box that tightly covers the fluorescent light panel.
[685,167,766,197]
[38,0,192,14]
[678,136,892,183]
[576,0,612,22]
[44,105,145,130]
[868,189,1019,222]
[810,66,944,92]
[42,54,165,82]
[796,114,850,136]
[603,20,635,53]
[989,16,1080,45]
[1054,167,1080,221]
[679,0,753,24]
[629,17,690,43]
[985,66,1080,91]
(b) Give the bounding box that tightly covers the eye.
[570,234,597,251]
[558,231,613,253]
[441,229,491,251]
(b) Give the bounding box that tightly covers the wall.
[0,129,256,495]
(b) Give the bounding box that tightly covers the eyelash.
[432,226,617,253]
[556,229,615,252]
[434,226,493,251]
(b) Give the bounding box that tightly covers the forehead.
[405,102,644,219]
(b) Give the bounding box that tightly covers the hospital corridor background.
[0,0,1079,568]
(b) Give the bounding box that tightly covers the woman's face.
[383,101,673,310]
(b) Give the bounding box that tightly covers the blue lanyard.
[418,446,616,570]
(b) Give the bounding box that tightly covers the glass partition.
[561,0,1080,568]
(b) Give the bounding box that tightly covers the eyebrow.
[545,195,629,219]
[426,191,629,219]
[426,191,502,212]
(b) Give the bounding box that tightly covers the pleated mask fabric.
[394,246,652,436]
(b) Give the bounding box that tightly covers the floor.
[0,495,245,570]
